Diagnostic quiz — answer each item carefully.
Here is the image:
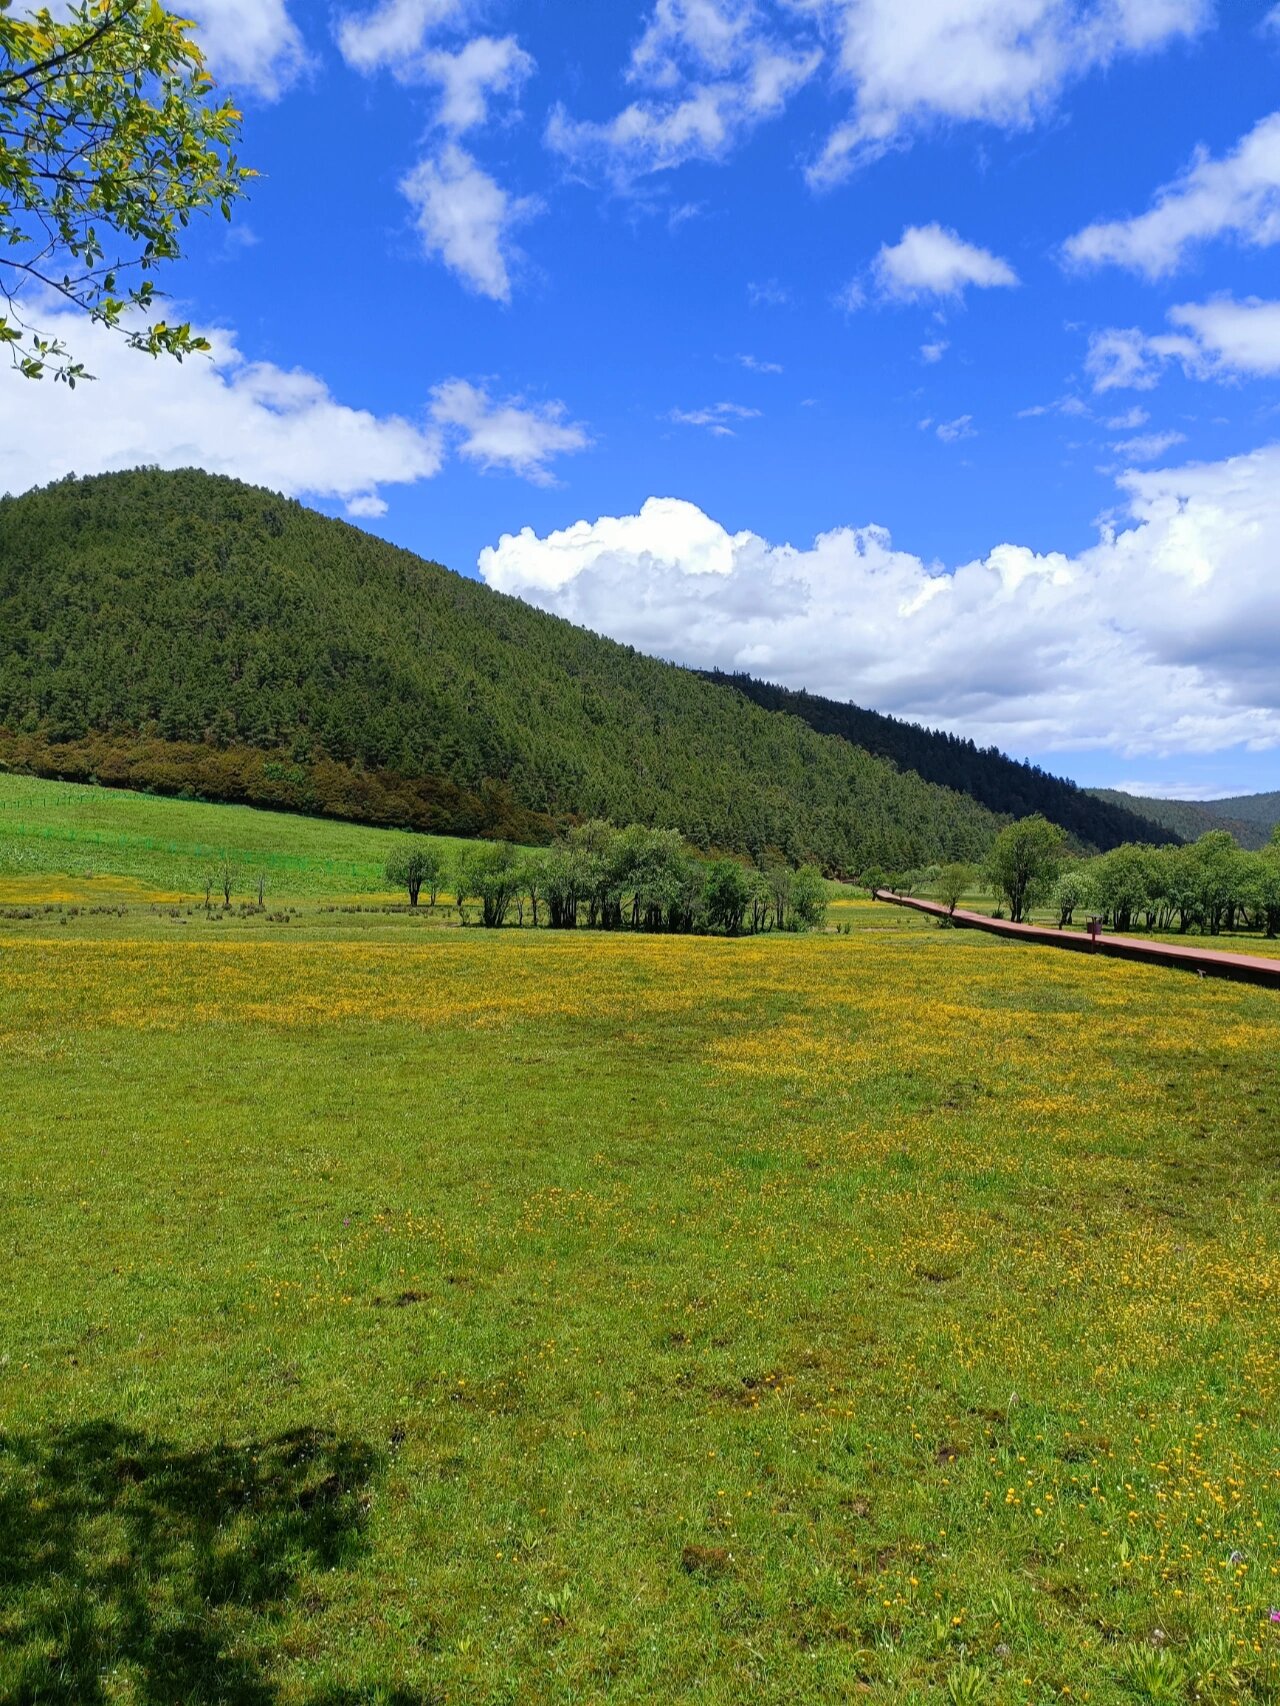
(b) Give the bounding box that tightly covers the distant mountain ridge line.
[0,468,1003,873]
[1090,788,1280,851]
[700,671,1177,852]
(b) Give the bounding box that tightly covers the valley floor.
[3,905,1279,1703]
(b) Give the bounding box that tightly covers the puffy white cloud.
[478,444,1280,758]
[0,302,443,516]
[335,0,468,73]
[178,0,312,100]
[429,380,590,483]
[669,401,762,435]
[1088,297,1280,390]
[418,35,535,131]
[546,0,820,183]
[1164,296,1280,377]
[871,223,1019,301]
[400,144,538,301]
[808,0,1209,188]
[1063,112,1280,277]
[1106,405,1149,430]
[920,338,950,362]
[738,353,783,372]
[0,300,591,506]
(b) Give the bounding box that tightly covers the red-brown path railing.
[873,891,1280,989]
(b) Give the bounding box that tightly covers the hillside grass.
[0,773,491,905]
[3,892,1279,1703]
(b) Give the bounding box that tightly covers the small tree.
[255,870,267,910]
[985,815,1066,924]
[385,842,442,908]
[788,864,828,931]
[1051,866,1094,929]
[218,854,236,910]
[703,861,752,935]
[934,862,973,916]
[746,869,772,934]
[766,861,792,931]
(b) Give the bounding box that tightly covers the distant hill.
[702,671,1177,852]
[0,469,1002,874]
[1091,788,1280,851]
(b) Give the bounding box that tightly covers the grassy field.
[0,773,485,906]
[4,780,1280,1703]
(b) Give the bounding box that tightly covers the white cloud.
[418,35,535,130]
[738,353,784,372]
[669,401,762,435]
[1085,326,1164,391]
[187,0,311,100]
[920,338,950,362]
[1088,297,1280,390]
[335,0,467,74]
[0,301,443,516]
[400,144,537,302]
[429,380,590,483]
[477,442,1280,758]
[1063,112,1280,277]
[936,413,976,441]
[1165,296,1280,377]
[546,0,820,183]
[808,0,1209,188]
[870,223,1019,302]
[1111,429,1186,461]
[1106,405,1149,430]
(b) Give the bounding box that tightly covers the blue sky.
[9,0,1280,799]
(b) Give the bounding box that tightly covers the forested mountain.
[0,469,1000,873]
[1091,789,1280,851]
[702,671,1176,852]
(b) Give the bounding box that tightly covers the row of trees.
[386,821,829,935]
[902,814,1280,939]
[1052,829,1280,937]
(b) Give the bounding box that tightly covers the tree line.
[386,821,829,935]
[896,814,1280,939]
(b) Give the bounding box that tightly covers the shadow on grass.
[0,1421,428,1705]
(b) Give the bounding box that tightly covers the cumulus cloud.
[738,353,784,372]
[335,0,468,73]
[0,302,442,516]
[0,299,590,508]
[808,0,1209,188]
[920,338,949,362]
[429,380,590,483]
[478,444,1280,758]
[1063,112,1280,277]
[669,401,762,435]
[417,35,535,130]
[400,144,538,301]
[870,223,1019,302]
[546,0,820,184]
[1088,298,1280,390]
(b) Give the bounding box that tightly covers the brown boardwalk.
[873,890,1280,990]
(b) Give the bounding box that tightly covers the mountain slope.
[0,469,1000,873]
[1091,788,1279,850]
[703,672,1178,851]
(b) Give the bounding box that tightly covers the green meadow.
[3,780,1280,1705]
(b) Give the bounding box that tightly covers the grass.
[0,772,490,905]
[3,782,1280,1702]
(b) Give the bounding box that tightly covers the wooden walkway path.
[873,891,1280,989]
